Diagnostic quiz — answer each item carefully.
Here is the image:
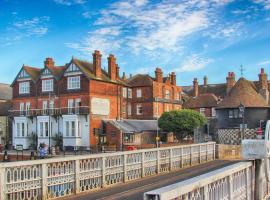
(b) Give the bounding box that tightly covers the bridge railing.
[0,142,215,200]
[144,161,254,200]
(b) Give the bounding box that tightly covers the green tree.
[158,109,207,139]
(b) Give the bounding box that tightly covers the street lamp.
[239,103,245,140]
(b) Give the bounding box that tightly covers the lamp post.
[239,103,245,141]
[155,97,159,148]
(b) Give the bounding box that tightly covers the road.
[65,160,238,200]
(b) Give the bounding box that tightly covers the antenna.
[240,65,245,77]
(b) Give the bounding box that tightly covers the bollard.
[3,150,9,162]
[30,151,35,160]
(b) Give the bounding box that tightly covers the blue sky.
[0,0,270,85]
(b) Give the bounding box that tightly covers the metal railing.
[144,161,254,200]
[0,142,215,200]
[9,106,90,117]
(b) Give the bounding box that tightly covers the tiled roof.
[105,119,159,133]
[183,93,219,108]
[126,74,154,87]
[0,101,11,116]
[182,83,227,98]
[0,84,12,100]
[23,66,42,82]
[217,78,269,109]
[72,58,127,85]
[47,65,66,79]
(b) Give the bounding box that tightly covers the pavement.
[64,159,238,200]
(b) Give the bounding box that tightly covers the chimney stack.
[155,67,163,83]
[193,78,199,97]
[116,64,120,79]
[44,58,55,68]
[92,50,102,78]
[226,72,236,94]
[203,76,208,86]
[258,68,269,102]
[108,54,116,81]
[122,72,126,80]
[170,72,176,85]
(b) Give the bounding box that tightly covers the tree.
[158,109,207,139]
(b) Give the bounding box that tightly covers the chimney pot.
[108,54,117,81]
[122,72,126,80]
[203,76,208,86]
[92,50,102,78]
[226,71,236,94]
[44,57,55,67]
[155,67,163,83]
[193,78,199,97]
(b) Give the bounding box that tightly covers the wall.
[216,108,269,129]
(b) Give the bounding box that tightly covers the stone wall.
[216,144,242,159]
[217,128,257,144]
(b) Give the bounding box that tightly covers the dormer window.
[42,79,53,92]
[68,76,80,90]
[19,82,30,94]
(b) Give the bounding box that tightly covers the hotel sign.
[91,97,110,116]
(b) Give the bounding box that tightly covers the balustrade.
[0,142,215,200]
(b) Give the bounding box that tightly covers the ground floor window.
[16,122,27,137]
[65,120,79,137]
[123,133,135,143]
[40,121,49,137]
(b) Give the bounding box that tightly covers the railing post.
[41,163,48,200]
[123,154,127,182]
[203,185,209,199]
[213,143,216,160]
[157,149,160,174]
[170,148,173,171]
[141,152,145,177]
[0,167,6,200]
[245,167,250,200]
[102,156,106,188]
[206,144,208,161]
[228,175,233,200]
[75,159,80,194]
[180,147,183,168]
[190,146,193,166]
[199,145,201,163]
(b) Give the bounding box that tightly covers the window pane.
[66,122,69,136]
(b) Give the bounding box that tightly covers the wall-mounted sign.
[91,97,110,116]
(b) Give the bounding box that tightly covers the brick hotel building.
[10,50,182,149]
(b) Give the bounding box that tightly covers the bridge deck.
[64,160,237,200]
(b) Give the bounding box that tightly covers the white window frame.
[19,82,30,94]
[26,102,30,115]
[122,87,127,98]
[67,76,80,90]
[165,90,170,99]
[68,99,74,114]
[128,103,132,116]
[200,108,205,116]
[75,98,81,114]
[42,79,54,92]
[128,88,132,98]
[136,104,143,115]
[136,88,142,98]
[20,103,24,115]
[212,108,216,117]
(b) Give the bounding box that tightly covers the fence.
[0,142,215,200]
[144,161,254,200]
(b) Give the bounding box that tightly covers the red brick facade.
[10,50,183,147]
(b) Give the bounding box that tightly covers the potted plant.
[28,132,38,150]
[52,132,63,154]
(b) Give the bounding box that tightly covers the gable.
[41,68,52,76]
[18,69,30,79]
[66,63,80,73]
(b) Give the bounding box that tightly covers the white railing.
[144,161,254,200]
[0,142,215,200]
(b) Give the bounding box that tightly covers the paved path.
[65,160,238,200]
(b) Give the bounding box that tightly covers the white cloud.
[13,16,50,36]
[67,0,233,57]
[54,0,86,6]
[82,11,91,19]
[258,60,270,65]
[174,55,213,72]
[253,0,270,10]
